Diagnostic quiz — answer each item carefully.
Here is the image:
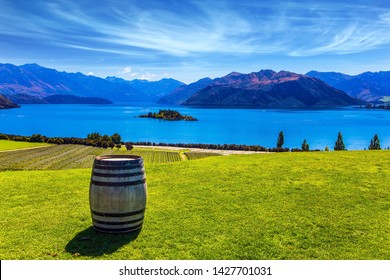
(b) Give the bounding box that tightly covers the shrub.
[125,142,133,151]
[111,133,122,144]
[30,134,45,143]
[0,134,9,140]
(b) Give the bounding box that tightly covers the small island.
[358,103,390,110]
[138,109,198,121]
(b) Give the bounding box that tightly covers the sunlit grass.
[0,139,50,151]
[0,150,388,260]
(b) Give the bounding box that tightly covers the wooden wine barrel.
[89,155,147,233]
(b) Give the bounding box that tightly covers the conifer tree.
[334,131,346,151]
[369,134,381,150]
[277,131,284,148]
[301,139,309,151]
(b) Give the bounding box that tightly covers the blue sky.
[1,0,390,83]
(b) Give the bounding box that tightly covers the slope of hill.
[128,78,184,98]
[0,94,20,109]
[306,70,390,102]
[183,70,361,107]
[158,77,213,104]
[106,76,184,102]
[43,94,112,104]
[4,93,48,104]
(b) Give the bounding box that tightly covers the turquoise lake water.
[1,103,389,150]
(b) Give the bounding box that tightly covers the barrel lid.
[94,155,143,166]
[101,157,136,161]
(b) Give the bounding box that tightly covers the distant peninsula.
[138,109,198,121]
[43,94,112,104]
[360,103,390,110]
[4,93,112,105]
[0,94,20,109]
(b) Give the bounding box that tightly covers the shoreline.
[133,145,269,155]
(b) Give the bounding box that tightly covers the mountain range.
[1,63,389,109]
[306,71,390,102]
[0,63,183,104]
[163,70,361,107]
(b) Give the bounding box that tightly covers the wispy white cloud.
[116,66,154,80]
[288,18,390,56]
[1,0,390,82]
[2,0,389,58]
[379,11,390,23]
[139,73,156,80]
[120,67,132,74]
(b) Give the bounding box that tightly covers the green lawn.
[0,139,50,151]
[0,150,389,260]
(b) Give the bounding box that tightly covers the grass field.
[0,143,214,170]
[0,141,228,169]
[0,139,51,151]
[184,151,221,160]
[0,141,389,260]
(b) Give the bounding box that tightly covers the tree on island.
[369,134,381,150]
[301,139,309,151]
[277,131,284,148]
[334,132,346,151]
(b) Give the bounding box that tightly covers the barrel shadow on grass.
[65,227,140,256]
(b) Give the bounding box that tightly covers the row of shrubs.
[128,141,270,152]
[1,132,387,152]
[0,132,134,150]
[0,133,289,152]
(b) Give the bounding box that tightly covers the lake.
[0,103,389,150]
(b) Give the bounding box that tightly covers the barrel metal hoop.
[91,208,145,217]
[91,178,146,187]
[93,216,144,226]
[92,171,145,178]
[93,224,143,233]
[95,160,142,166]
[93,164,144,170]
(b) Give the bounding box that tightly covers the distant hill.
[106,76,184,102]
[182,70,361,108]
[0,94,19,109]
[5,93,48,104]
[306,70,390,102]
[43,94,112,104]
[158,77,213,104]
[4,93,112,104]
[0,63,151,102]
